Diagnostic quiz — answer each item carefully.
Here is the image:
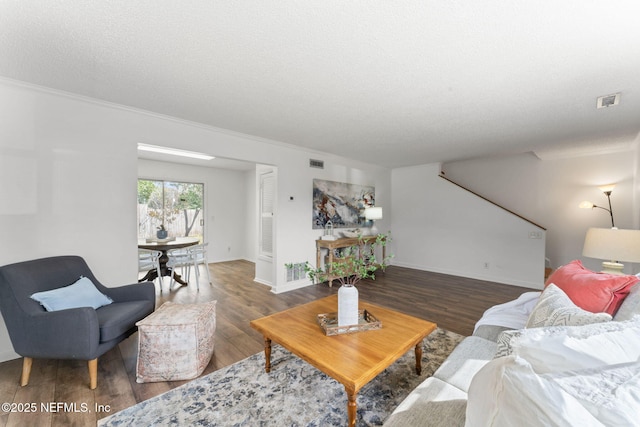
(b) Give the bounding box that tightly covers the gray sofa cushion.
[96,300,155,342]
[383,377,467,427]
[433,336,497,392]
[472,324,513,342]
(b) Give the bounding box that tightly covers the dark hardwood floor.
[0,260,533,426]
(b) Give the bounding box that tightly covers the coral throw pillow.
[545,260,638,315]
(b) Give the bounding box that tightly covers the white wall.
[391,163,546,289]
[0,83,138,361]
[273,155,392,293]
[137,159,252,262]
[442,150,639,273]
[0,79,391,360]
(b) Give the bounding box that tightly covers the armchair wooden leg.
[88,358,98,390]
[20,357,32,386]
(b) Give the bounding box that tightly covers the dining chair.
[188,243,212,289]
[138,249,163,291]
[167,247,194,289]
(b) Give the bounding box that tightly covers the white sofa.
[384,273,640,427]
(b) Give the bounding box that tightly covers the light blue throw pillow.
[31,276,113,311]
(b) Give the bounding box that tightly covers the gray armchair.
[0,255,155,389]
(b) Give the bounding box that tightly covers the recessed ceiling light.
[597,93,620,109]
[137,143,215,160]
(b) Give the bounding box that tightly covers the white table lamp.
[364,207,383,234]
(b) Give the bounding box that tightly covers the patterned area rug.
[100,328,463,426]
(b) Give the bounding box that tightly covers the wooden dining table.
[138,236,200,286]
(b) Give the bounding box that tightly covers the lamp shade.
[598,184,616,193]
[364,207,383,220]
[582,228,640,263]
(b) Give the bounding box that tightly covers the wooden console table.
[315,235,386,287]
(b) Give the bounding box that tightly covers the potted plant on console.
[305,233,392,327]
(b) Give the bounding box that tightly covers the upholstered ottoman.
[136,300,216,383]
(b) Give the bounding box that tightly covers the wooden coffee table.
[250,295,437,426]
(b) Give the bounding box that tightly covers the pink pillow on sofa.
[545,260,638,315]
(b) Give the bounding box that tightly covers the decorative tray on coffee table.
[317,309,382,336]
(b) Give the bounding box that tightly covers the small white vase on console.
[337,284,359,326]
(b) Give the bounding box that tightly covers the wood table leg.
[138,269,158,283]
[264,337,272,373]
[316,244,321,284]
[346,390,357,427]
[328,249,334,288]
[171,270,189,286]
[415,341,423,375]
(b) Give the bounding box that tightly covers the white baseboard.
[271,279,314,294]
[392,261,543,290]
[253,277,272,287]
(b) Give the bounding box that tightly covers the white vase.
[338,284,359,326]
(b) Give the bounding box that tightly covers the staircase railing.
[439,173,546,230]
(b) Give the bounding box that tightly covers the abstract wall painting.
[312,179,375,229]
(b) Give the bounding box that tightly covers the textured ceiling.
[1,1,640,168]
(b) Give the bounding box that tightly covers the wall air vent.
[309,159,324,169]
[597,93,620,109]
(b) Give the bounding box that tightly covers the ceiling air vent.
[309,159,324,169]
[597,93,620,109]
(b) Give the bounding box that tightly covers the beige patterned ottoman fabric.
[136,300,217,383]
